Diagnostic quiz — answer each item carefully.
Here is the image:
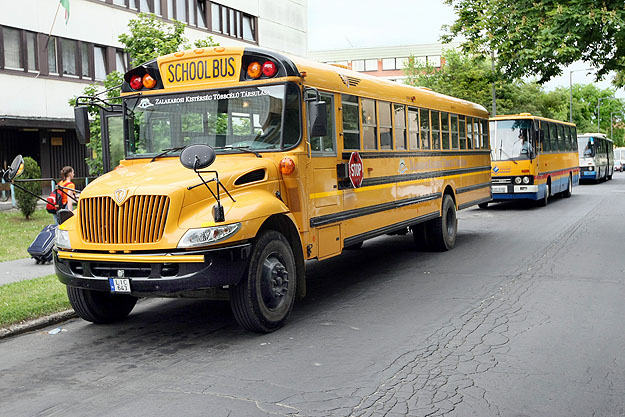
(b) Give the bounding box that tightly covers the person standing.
[53,166,76,224]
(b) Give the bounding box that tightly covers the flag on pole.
[59,0,70,24]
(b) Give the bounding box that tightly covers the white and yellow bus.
[487,114,579,207]
[56,46,491,332]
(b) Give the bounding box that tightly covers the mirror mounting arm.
[187,170,236,223]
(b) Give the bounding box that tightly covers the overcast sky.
[307,0,623,97]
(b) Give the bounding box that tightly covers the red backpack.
[46,187,63,214]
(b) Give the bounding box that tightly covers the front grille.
[80,195,170,244]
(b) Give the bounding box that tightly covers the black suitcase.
[28,224,57,264]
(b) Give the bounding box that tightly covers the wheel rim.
[259,252,289,310]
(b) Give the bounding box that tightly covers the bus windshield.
[124,84,300,158]
[577,137,594,157]
[490,120,534,161]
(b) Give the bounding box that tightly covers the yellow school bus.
[57,46,491,332]
[486,114,579,207]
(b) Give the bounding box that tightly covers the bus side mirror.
[74,107,91,144]
[3,154,24,182]
[308,101,327,138]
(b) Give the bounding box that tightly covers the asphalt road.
[2,173,625,416]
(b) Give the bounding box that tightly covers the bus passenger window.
[466,117,473,149]
[481,119,489,149]
[431,110,440,149]
[420,108,430,149]
[342,94,360,150]
[362,98,377,150]
[557,124,566,151]
[379,101,393,150]
[394,104,406,150]
[441,112,450,150]
[542,123,550,152]
[549,123,558,152]
[310,92,335,154]
[459,116,466,149]
[473,119,480,149]
[408,108,419,149]
[451,114,459,149]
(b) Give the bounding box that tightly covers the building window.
[94,46,107,80]
[48,37,58,74]
[61,38,78,76]
[80,42,90,78]
[2,27,22,69]
[382,58,395,71]
[25,32,37,72]
[351,60,364,72]
[116,50,127,72]
[396,57,408,70]
[364,59,377,72]
[415,56,427,66]
[428,55,441,67]
[210,2,256,41]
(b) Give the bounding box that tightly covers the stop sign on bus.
[348,151,364,188]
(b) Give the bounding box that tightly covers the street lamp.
[597,96,617,132]
[569,68,593,123]
[611,111,625,139]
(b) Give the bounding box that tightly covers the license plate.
[583,171,594,175]
[109,278,131,293]
[492,185,507,193]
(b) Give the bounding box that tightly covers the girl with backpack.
[52,166,76,225]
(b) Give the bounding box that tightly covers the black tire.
[478,202,489,209]
[426,194,457,252]
[538,182,550,207]
[562,175,572,198]
[230,230,297,333]
[411,223,430,251]
[67,286,137,324]
[344,241,363,250]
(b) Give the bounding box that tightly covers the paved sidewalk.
[0,258,55,286]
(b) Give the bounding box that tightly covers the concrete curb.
[0,309,77,340]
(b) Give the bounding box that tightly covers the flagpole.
[45,1,62,51]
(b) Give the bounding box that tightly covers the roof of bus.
[140,46,489,118]
[489,113,576,127]
[578,132,612,141]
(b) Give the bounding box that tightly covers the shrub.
[14,157,41,219]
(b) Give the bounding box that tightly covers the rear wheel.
[562,175,572,198]
[230,230,296,333]
[67,287,137,324]
[426,194,457,252]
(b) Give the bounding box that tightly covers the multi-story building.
[0,0,307,181]
[307,43,459,83]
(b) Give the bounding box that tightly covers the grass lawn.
[0,209,54,262]
[0,274,71,328]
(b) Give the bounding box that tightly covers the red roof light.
[129,75,143,90]
[262,61,277,77]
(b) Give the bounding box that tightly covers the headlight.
[514,177,522,184]
[55,229,71,250]
[522,176,530,184]
[178,223,241,248]
[589,166,594,171]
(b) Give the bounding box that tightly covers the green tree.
[14,157,41,219]
[442,0,625,84]
[119,13,217,65]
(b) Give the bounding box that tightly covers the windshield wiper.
[150,146,186,162]
[497,141,518,164]
[219,145,262,158]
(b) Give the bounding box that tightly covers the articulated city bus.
[487,114,579,207]
[57,46,491,332]
[577,133,614,182]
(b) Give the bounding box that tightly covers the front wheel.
[230,230,297,333]
[67,287,137,324]
[426,194,457,251]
